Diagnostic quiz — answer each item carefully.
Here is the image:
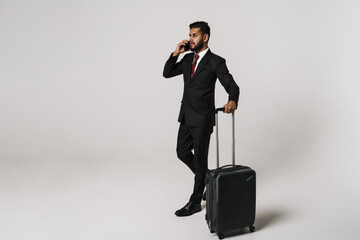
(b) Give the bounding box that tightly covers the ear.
[203,33,209,43]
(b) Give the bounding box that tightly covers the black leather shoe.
[175,202,201,217]
[202,190,206,201]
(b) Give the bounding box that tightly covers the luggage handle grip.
[217,164,242,170]
[215,107,225,113]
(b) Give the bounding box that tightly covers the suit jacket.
[163,49,240,127]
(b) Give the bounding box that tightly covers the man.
[163,21,239,217]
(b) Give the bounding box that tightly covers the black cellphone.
[184,42,190,51]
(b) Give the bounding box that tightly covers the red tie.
[191,54,199,79]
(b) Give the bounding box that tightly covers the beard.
[190,40,204,52]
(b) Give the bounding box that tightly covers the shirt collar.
[195,47,209,59]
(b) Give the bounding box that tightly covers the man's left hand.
[223,100,237,113]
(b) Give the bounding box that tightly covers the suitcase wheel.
[249,225,255,232]
[218,232,224,239]
[210,229,215,233]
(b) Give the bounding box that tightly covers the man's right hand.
[173,40,189,57]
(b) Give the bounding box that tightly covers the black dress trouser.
[176,121,213,204]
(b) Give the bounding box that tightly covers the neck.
[196,45,208,54]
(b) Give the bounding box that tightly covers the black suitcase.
[205,108,256,239]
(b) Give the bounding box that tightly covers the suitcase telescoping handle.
[215,107,235,168]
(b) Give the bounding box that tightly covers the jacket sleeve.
[163,53,184,78]
[215,59,240,106]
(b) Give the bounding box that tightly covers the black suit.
[163,49,239,204]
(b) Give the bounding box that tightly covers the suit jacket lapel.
[185,53,195,84]
[191,49,211,82]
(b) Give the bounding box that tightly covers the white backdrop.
[1,0,359,239]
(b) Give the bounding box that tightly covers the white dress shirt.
[193,48,209,72]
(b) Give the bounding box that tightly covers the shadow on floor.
[255,210,286,231]
[202,209,288,238]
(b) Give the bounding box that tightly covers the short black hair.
[189,21,210,37]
